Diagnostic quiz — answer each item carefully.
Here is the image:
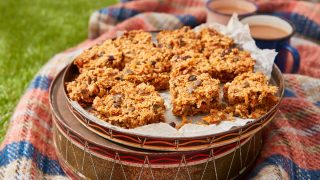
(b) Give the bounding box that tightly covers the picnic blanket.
[0,0,319,179]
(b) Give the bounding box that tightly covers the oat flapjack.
[223,72,278,118]
[74,40,124,72]
[169,73,220,116]
[209,48,256,82]
[121,46,173,90]
[156,27,202,54]
[66,27,278,128]
[92,81,165,128]
[66,67,120,106]
[198,28,234,58]
[170,52,213,78]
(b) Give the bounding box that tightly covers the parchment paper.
[71,14,277,138]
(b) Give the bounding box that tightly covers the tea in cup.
[206,0,257,25]
[241,15,300,73]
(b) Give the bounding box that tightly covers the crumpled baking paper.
[194,14,277,78]
[71,14,277,138]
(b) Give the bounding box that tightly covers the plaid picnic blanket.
[0,0,319,179]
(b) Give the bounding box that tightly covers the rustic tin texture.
[61,63,284,151]
[50,69,264,179]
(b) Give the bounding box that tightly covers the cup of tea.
[206,0,257,25]
[241,15,300,73]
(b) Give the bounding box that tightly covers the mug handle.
[279,43,300,73]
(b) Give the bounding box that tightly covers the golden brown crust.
[92,81,165,128]
[209,48,256,82]
[169,73,220,116]
[121,46,173,90]
[115,30,153,46]
[198,28,234,57]
[66,67,120,106]
[170,52,213,78]
[74,40,124,72]
[114,31,155,64]
[156,26,202,54]
[223,72,278,118]
[67,27,278,129]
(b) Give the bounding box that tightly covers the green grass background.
[0,0,117,142]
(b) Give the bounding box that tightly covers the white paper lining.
[70,14,277,138]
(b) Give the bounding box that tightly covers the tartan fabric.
[0,0,319,179]
[250,74,320,179]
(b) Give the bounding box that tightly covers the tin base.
[50,69,262,179]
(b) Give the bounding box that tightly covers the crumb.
[203,108,234,124]
[176,116,190,129]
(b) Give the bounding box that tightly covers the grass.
[0,0,117,142]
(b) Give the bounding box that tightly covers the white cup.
[206,0,257,25]
[241,15,300,73]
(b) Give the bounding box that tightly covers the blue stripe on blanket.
[284,88,297,97]
[120,0,131,2]
[0,141,65,176]
[249,154,320,179]
[99,7,140,22]
[28,76,53,90]
[175,14,199,27]
[272,12,320,40]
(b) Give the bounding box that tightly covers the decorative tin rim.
[50,69,260,156]
[50,70,263,179]
[53,120,253,166]
[62,62,284,141]
[57,29,284,151]
[69,104,276,151]
[53,121,261,179]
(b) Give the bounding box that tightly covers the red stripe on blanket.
[265,117,320,145]
[284,77,306,98]
[14,89,49,108]
[258,98,320,170]
[94,17,153,44]
[157,0,204,12]
[297,45,320,78]
[257,1,320,24]
[13,91,52,123]
[7,117,50,135]
[1,113,55,146]
[164,0,204,8]
[1,133,56,161]
[113,0,205,15]
[0,89,56,159]
[7,113,53,136]
[63,39,93,53]
[114,0,159,12]
[13,104,52,125]
[259,135,320,170]
[266,132,320,151]
[259,144,320,170]
[279,98,319,125]
[108,0,205,16]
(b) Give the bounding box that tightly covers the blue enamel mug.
[241,15,300,73]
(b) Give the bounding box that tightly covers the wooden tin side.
[50,69,263,179]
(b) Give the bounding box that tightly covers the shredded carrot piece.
[176,116,189,129]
